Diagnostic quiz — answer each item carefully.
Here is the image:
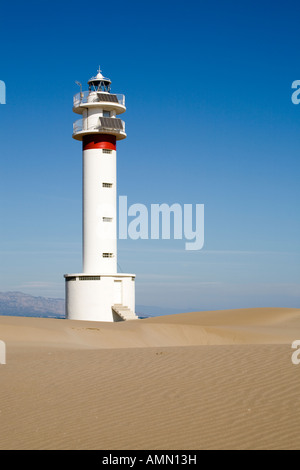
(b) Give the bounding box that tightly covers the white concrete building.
[64,68,137,322]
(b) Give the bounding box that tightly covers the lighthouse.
[64,68,137,322]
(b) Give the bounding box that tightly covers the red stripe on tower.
[83,134,116,151]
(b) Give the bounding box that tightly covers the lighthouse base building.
[65,273,136,322]
[64,68,137,322]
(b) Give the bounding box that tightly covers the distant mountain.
[0,291,65,318]
[0,291,182,319]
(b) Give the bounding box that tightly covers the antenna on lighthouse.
[75,80,84,100]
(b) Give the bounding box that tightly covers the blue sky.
[0,0,299,313]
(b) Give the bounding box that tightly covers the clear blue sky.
[0,0,299,313]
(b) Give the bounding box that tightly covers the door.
[114,280,122,305]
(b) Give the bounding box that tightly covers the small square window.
[103,111,111,117]
[102,182,113,188]
[102,149,112,154]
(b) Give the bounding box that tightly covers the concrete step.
[112,304,139,321]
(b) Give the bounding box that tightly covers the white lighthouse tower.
[64,68,137,322]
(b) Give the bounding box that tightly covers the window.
[102,253,114,258]
[102,149,112,154]
[79,276,101,281]
[103,110,111,117]
[102,182,113,188]
[103,217,113,222]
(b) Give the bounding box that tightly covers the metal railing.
[73,91,125,108]
[73,118,125,135]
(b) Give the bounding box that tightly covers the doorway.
[114,280,122,305]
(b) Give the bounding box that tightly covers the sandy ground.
[0,307,300,450]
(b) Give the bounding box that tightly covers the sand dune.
[0,308,300,449]
[0,307,299,348]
